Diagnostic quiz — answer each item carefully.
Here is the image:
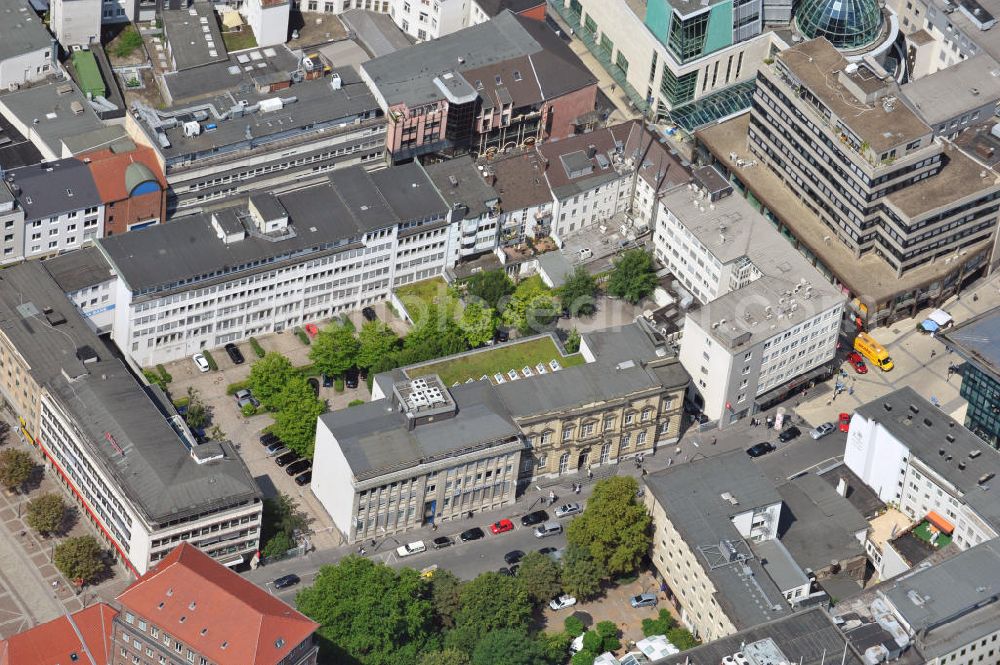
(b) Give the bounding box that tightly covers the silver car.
[809,422,836,440]
[554,502,582,518]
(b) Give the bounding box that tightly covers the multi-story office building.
[424,156,501,259]
[887,0,1000,78]
[943,307,1000,448]
[79,140,167,235]
[898,53,1000,139]
[97,163,452,366]
[50,0,101,48]
[128,47,385,215]
[44,245,119,334]
[846,387,1000,576]
[0,80,112,162]
[0,0,54,90]
[113,543,319,665]
[360,11,597,163]
[0,262,262,576]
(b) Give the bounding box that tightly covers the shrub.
[564,615,586,637]
[334,378,345,393]
[340,315,356,332]
[348,399,365,407]
[582,631,602,654]
[142,369,165,390]
[641,609,676,637]
[226,379,250,395]
[241,403,257,417]
[112,26,143,58]
[156,364,172,385]
[172,396,191,409]
[202,350,218,371]
[294,327,310,345]
[249,337,266,358]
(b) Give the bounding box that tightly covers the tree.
[262,492,309,542]
[538,631,572,664]
[607,249,657,304]
[566,476,651,577]
[560,544,606,601]
[466,269,515,310]
[470,629,551,665]
[296,556,440,665]
[356,321,399,371]
[571,650,597,665]
[430,569,463,630]
[419,649,470,665]
[516,551,562,606]
[0,449,35,493]
[402,304,469,363]
[270,377,325,456]
[564,615,586,637]
[261,529,293,558]
[460,301,497,348]
[310,324,360,378]
[502,277,558,334]
[565,328,581,353]
[667,627,700,650]
[247,353,296,410]
[594,621,621,651]
[184,387,209,430]
[446,572,533,650]
[558,267,598,317]
[53,536,105,585]
[26,493,66,536]
[641,609,677,637]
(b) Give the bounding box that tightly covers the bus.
[853,332,893,371]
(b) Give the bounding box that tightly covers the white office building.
[424,156,500,259]
[0,0,54,91]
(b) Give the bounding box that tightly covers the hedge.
[294,327,310,345]
[202,350,218,371]
[348,399,365,407]
[249,337,266,358]
[156,364,173,385]
[334,378,345,392]
[226,379,251,395]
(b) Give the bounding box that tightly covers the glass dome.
[796,0,883,50]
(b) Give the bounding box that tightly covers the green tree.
[402,304,469,363]
[560,544,606,601]
[571,650,597,665]
[582,631,603,653]
[25,492,66,536]
[460,301,497,348]
[641,609,677,637]
[53,536,105,585]
[184,387,209,430]
[446,572,532,650]
[270,376,325,457]
[430,569,463,630]
[538,631,572,664]
[296,556,439,665]
[356,321,399,371]
[470,629,551,665]
[466,269,515,310]
[247,353,296,410]
[594,621,621,651]
[667,627,699,650]
[565,328,581,353]
[502,277,558,334]
[419,648,470,665]
[567,476,650,577]
[564,615,586,637]
[261,530,293,558]
[310,324,360,378]
[0,448,35,493]
[607,249,657,304]
[558,266,598,317]
[260,492,309,552]
[516,551,562,606]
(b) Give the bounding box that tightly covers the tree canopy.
[516,551,562,606]
[310,324,360,377]
[402,304,470,363]
[502,277,558,334]
[557,266,598,317]
[356,321,399,371]
[26,493,66,536]
[445,572,533,650]
[465,269,515,310]
[247,352,297,410]
[560,543,606,601]
[607,249,657,304]
[470,629,551,665]
[53,536,105,585]
[566,476,651,576]
[270,375,325,457]
[460,301,497,348]
[0,448,34,493]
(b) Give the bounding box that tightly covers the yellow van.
[854,332,893,371]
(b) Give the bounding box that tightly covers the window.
[641,408,652,422]
[581,422,595,437]
[637,431,647,445]
[620,433,631,449]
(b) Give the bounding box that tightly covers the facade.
[424,156,501,258]
[845,386,1000,573]
[0,182,25,266]
[886,0,999,78]
[80,140,167,235]
[0,602,117,665]
[360,11,597,163]
[113,543,319,665]
[942,306,1000,449]
[486,150,555,246]
[97,163,452,366]
[899,53,1000,138]
[50,0,102,48]
[0,0,53,90]
[244,0,291,47]
[44,245,119,333]
[0,80,110,161]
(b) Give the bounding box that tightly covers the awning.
[928,309,952,326]
[754,365,830,406]
[221,10,243,28]
[926,511,954,535]
[920,320,940,332]
[218,554,245,568]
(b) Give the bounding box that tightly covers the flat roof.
[9,158,102,221]
[776,38,931,153]
[775,474,868,573]
[0,108,43,168]
[340,9,413,58]
[162,3,228,71]
[424,156,498,219]
[0,0,51,62]
[43,246,114,293]
[941,304,1000,381]
[901,54,1000,127]
[751,538,809,591]
[161,44,300,102]
[0,81,105,158]
[885,143,998,218]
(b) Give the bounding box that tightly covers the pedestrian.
[711,437,717,445]
[360,547,366,556]
[371,539,376,547]
[931,349,937,359]
[358,545,364,554]
[588,468,593,480]
[848,386,854,396]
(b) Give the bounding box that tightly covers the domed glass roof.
[796,0,883,50]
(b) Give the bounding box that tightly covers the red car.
[839,412,851,432]
[846,351,868,374]
[490,519,514,535]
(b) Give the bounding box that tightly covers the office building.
[360,11,597,163]
[79,140,167,235]
[50,0,102,48]
[244,0,291,47]
[0,262,261,576]
[113,543,319,665]
[0,0,54,91]
[942,306,1000,449]
[0,80,111,162]
[486,150,555,246]
[845,387,1000,577]
[424,156,501,259]
[97,163,451,366]
[888,0,1000,78]
[0,182,25,266]
[0,602,117,664]
[899,53,1000,138]
[44,245,119,334]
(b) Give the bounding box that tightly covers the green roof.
[71,50,106,99]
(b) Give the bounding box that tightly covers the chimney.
[836,477,848,497]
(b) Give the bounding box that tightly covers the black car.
[294,471,312,486]
[273,574,300,589]
[498,567,513,577]
[260,432,280,446]
[432,536,453,549]
[275,451,299,467]
[345,367,359,389]
[495,327,509,343]
[285,459,312,476]
[322,373,334,387]
[307,377,320,397]
[224,342,245,365]
[460,527,485,542]
[504,550,525,565]
[362,306,377,322]
[746,442,776,458]
[520,510,548,527]
[537,546,558,556]
[778,426,802,443]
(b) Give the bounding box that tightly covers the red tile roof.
[116,543,318,665]
[0,602,117,665]
[78,143,166,204]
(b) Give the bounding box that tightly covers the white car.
[548,594,577,610]
[396,541,426,557]
[554,502,582,518]
[809,422,836,440]
[192,353,210,373]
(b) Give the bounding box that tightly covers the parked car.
[235,389,260,410]
[554,502,582,518]
[322,373,334,387]
[432,536,453,549]
[273,574,300,589]
[345,367,359,389]
[504,550,525,565]
[809,422,835,440]
[537,546,558,556]
[630,593,657,608]
[534,522,562,538]
[495,327,509,343]
[846,351,869,374]
[460,527,485,542]
[778,426,801,443]
[307,377,320,397]
[275,451,299,467]
[192,353,210,373]
[490,519,514,535]
[260,432,280,446]
[265,442,287,457]
[746,442,775,458]
[396,541,426,557]
[285,459,311,476]
[304,323,319,338]
[362,306,377,322]
[839,412,851,433]
[520,510,548,526]
[224,343,245,365]
[498,567,514,577]
[293,471,311,486]
[549,594,577,610]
